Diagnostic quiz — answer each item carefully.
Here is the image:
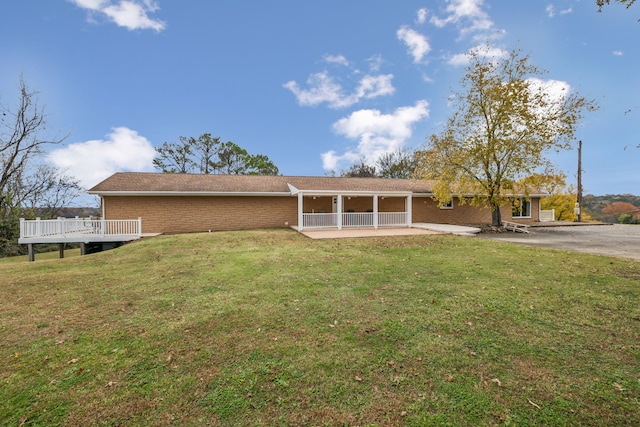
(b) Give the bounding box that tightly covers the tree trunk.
[491,203,502,228]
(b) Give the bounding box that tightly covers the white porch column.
[406,194,413,226]
[373,195,379,229]
[297,192,304,231]
[337,195,343,230]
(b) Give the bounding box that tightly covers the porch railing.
[302,213,338,229]
[378,212,409,226]
[302,212,408,229]
[539,209,555,222]
[20,217,142,240]
[342,212,374,228]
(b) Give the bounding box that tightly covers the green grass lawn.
[1,229,639,426]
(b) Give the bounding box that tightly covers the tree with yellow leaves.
[416,47,597,227]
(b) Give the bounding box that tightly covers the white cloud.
[366,54,384,73]
[283,72,395,109]
[448,44,508,66]
[546,4,556,17]
[322,100,430,170]
[69,0,165,31]
[546,4,573,17]
[527,78,571,113]
[515,78,573,138]
[73,0,108,8]
[429,0,494,38]
[417,8,428,24]
[397,26,431,63]
[323,54,350,66]
[613,50,624,56]
[47,127,156,189]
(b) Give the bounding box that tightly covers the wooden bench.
[502,221,530,234]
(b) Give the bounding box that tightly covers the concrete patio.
[298,223,482,239]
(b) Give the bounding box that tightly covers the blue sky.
[1,0,638,195]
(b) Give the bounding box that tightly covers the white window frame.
[439,199,454,209]
[512,197,531,218]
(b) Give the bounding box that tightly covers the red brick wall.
[103,194,541,234]
[103,196,297,234]
[412,196,540,225]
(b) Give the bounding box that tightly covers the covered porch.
[293,189,412,232]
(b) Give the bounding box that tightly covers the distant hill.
[28,207,101,219]
[582,194,640,222]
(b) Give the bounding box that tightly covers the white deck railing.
[20,217,142,240]
[302,212,408,229]
[539,209,555,222]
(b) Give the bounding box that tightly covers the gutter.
[87,191,293,197]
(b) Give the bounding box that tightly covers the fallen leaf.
[614,382,626,391]
[355,376,363,382]
[68,358,79,364]
[107,381,117,387]
[528,398,541,409]
[490,378,502,386]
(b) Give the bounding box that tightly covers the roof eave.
[296,189,415,196]
[87,191,293,197]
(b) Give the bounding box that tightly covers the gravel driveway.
[479,224,640,260]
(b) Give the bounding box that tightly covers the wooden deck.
[19,218,143,261]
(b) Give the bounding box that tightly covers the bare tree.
[19,164,84,219]
[192,133,221,174]
[376,150,417,179]
[0,77,71,254]
[1,77,66,220]
[154,134,279,175]
[152,138,195,173]
[340,160,377,177]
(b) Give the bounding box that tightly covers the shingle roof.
[88,172,436,194]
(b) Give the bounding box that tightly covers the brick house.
[88,172,546,235]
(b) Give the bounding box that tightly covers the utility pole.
[576,140,583,222]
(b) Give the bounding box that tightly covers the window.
[439,199,453,209]
[512,197,531,218]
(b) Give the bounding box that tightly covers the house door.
[332,197,338,213]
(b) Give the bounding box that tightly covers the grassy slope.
[1,229,639,426]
